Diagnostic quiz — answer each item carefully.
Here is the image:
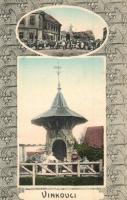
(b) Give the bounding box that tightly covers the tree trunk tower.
[31,66,87,161]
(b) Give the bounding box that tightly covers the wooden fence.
[19,161,103,185]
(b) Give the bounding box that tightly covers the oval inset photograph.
[16,6,108,57]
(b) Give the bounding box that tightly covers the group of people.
[22,38,102,51]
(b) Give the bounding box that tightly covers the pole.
[77,160,80,177]
[33,164,36,186]
[99,159,103,175]
[56,161,58,176]
[22,146,25,162]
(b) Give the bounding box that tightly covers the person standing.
[62,40,66,50]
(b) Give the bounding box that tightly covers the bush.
[20,177,32,185]
[20,176,103,186]
[74,143,103,161]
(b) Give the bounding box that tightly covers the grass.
[20,176,103,186]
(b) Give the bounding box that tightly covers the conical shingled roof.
[51,91,68,109]
[31,90,87,129]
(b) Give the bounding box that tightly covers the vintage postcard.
[17,56,106,188]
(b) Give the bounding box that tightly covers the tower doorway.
[52,140,67,161]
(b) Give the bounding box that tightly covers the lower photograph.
[18,56,106,187]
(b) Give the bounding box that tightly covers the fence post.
[77,160,80,177]
[33,164,36,186]
[56,161,58,175]
[99,159,103,175]
[22,146,26,162]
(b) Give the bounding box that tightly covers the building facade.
[18,11,62,42]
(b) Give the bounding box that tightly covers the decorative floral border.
[0,0,127,199]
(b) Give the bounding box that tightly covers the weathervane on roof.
[54,61,62,91]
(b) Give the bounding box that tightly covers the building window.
[20,19,25,25]
[46,23,48,29]
[19,32,24,39]
[30,15,35,25]
[29,32,34,40]
[47,22,50,30]
[51,24,54,31]
[44,23,47,30]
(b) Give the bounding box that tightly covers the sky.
[18,56,106,145]
[43,6,107,39]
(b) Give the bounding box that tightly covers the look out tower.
[31,65,87,161]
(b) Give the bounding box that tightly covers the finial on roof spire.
[54,61,61,92]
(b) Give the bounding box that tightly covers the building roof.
[84,126,104,148]
[32,66,87,130]
[39,11,62,26]
[31,90,87,129]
